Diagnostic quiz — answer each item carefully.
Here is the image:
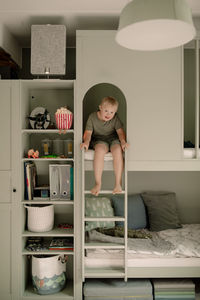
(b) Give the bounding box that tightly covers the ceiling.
[0,0,200,48]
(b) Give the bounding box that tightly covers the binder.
[49,164,72,200]
[59,165,71,200]
[49,165,60,200]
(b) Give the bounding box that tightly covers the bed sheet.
[87,224,200,258]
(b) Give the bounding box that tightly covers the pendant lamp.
[116,0,196,51]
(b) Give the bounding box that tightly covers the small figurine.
[28,107,50,129]
[28,149,39,159]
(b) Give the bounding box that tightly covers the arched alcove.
[82,83,127,134]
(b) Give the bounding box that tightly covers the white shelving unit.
[19,80,76,300]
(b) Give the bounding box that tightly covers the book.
[24,162,37,200]
[49,238,73,251]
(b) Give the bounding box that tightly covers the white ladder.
[81,149,128,281]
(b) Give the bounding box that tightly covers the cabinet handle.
[13,188,17,193]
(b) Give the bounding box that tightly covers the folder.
[49,165,60,200]
[59,165,71,200]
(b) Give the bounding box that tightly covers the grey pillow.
[141,192,182,232]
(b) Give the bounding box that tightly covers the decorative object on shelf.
[31,24,66,76]
[49,238,73,251]
[41,139,52,156]
[55,107,73,134]
[64,139,73,158]
[29,107,50,129]
[28,149,39,159]
[58,223,73,229]
[116,0,196,51]
[24,204,54,232]
[26,237,49,252]
[32,255,67,295]
[33,186,50,199]
[52,139,64,157]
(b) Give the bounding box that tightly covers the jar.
[64,139,73,158]
[52,139,64,156]
[41,139,52,156]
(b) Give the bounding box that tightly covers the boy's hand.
[80,142,89,151]
[121,141,129,152]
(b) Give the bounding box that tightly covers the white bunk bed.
[85,224,200,278]
[83,151,200,279]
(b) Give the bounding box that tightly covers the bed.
[85,148,198,160]
[84,192,200,278]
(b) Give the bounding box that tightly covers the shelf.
[84,217,125,222]
[22,280,73,300]
[84,242,125,249]
[22,228,74,237]
[22,158,74,162]
[22,200,74,205]
[22,249,74,255]
[22,129,74,134]
[84,267,125,278]
[21,79,74,89]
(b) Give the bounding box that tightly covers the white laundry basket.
[32,255,67,295]
[24,204,54,232]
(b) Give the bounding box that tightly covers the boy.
[80,96,129,196]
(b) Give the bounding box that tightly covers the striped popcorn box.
[55,112,73,130]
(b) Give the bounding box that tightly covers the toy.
[28,107,50,129]
[28,149,39,159]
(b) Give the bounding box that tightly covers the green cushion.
[85,196,114,231]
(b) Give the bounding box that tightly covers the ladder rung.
[84,217,125,222]
[84,190,125,194]
[85,243,125,249]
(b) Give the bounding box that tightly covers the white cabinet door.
[0,81,11,169]
[0,171,11,203]
[77,31,182,161]
[0,81,12,300]
[0,204,11,300]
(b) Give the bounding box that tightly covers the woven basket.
[32,255,67,295]
[24,204,54,232]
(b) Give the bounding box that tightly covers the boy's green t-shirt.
[85,112,123,142]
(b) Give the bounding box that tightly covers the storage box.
[83,279,153,300]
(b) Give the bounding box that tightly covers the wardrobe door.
[0,81,11,169]
[0,204,11,300]
[0,81,12,300]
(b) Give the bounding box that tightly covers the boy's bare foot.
[113,184,122,194]
[91,184,101,196]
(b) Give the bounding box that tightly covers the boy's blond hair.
[100,96,118,108]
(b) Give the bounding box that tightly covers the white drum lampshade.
[31,24,66,75]
[116,0,196,51]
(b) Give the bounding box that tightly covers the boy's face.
[99,103,118,122]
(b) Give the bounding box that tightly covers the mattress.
[85,256,200,268]
[85,149,113,161]
[85,224,200,268]
[183,148,197,159]
[85,149,195,160]
[85,149,198,160]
